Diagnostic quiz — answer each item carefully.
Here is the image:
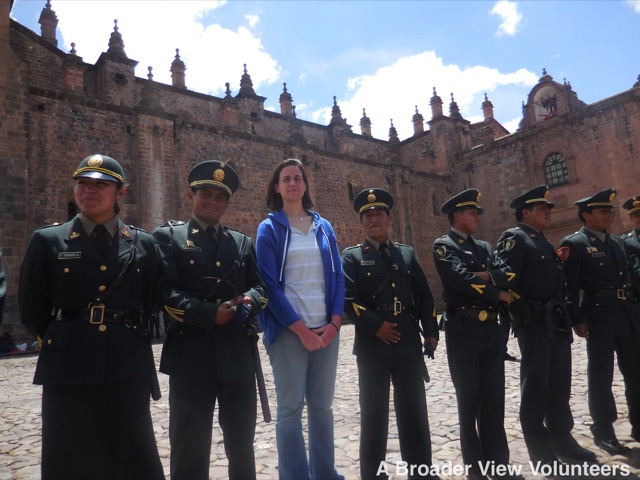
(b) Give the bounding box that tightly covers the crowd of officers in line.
[15,153,640,480]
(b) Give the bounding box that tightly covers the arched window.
[544,153,569,186]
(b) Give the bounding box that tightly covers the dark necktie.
[206,226,218,247]
[379,242,391,267]
[92,224,111,258]
[468,235,481,257]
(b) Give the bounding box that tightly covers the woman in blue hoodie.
[257,158,345,480]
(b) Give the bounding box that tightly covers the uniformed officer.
[342,188,439,480]
[19,154,164,479]
[496,185,596,467]
[622,195,640,284]
[559,188,640,454]
[432,189,522,480]
[153,160,267,480]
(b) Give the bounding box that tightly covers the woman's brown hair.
[265,158,314,211]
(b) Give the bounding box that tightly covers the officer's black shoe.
[553,437,597,462]
[594,437,628,455]
[503,352,518,362]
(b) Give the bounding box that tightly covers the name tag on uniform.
[58,252,81,260]
[360,260,375,266]
[183,245,202,252]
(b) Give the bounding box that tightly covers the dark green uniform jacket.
[342,239,438,356]
[559,227,640,335]
[623,228,640,286]
[19,216,159,386]
[432,230,516,337]
[154,219,267,382]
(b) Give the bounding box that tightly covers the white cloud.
[624,0,640,13]
[51,1,280,97]
[245,14,259,28]
[491,0,523,36]
[311,51,537,139]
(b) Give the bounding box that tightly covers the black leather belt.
[370,301,415,316]
[57,307,142,324]
[446,306,498,322]
[585,288,635,301]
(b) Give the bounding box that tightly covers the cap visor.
[73,171,119,182]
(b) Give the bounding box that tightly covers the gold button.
[479,310,488,321]
[541,256,545,260]
[216,261,221,267]
[367,272,371,276]
[100,265,107,271]
[98,325,107,332]
[394,297,398,301]
[216,299,222,304]
[63,268,70,273]
[98,285,106,292]
[47,339,52,345]
[391,283,396,288]
[481,264,485,269]
[190,260,195,265]
[599,263,604,266]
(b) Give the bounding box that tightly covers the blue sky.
[10,0,640,139]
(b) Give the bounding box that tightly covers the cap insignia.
[214,169,225,182]
[367,193,377,203]
[87,155,103,167]
[634,200,640,208]
[544,190,550,199]
[609,192,616,201]
[476,192,481,202]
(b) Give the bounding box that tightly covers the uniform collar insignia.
[364,245,370,251]
[191,228,200,235]
[119,226,132,238]
[186,240,195,247]
[529,233,536,238]
[69,231,80,240]
[458,238,465,244]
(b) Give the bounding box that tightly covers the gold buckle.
[89,304,105,324]
[393,301,402,316]
[478,310,488,321]
[617,289,627,300]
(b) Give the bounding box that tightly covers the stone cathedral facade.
[1,1,639,335]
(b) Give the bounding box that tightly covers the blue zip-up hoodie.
[256,209,345,343]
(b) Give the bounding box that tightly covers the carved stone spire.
[38,0,58,47]
[360,108,372,137]
[236,64,257,99]
[171,48,186,89]
[107,19,127,58]
[430,87,443,118]
[412,105,424,135]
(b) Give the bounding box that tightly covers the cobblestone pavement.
[1,324,639,479]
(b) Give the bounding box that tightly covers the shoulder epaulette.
[128,225,149,233]
[224,226,248,236]
[161,220,186,228]
[343,244,361,251]
[38,222,64,230]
